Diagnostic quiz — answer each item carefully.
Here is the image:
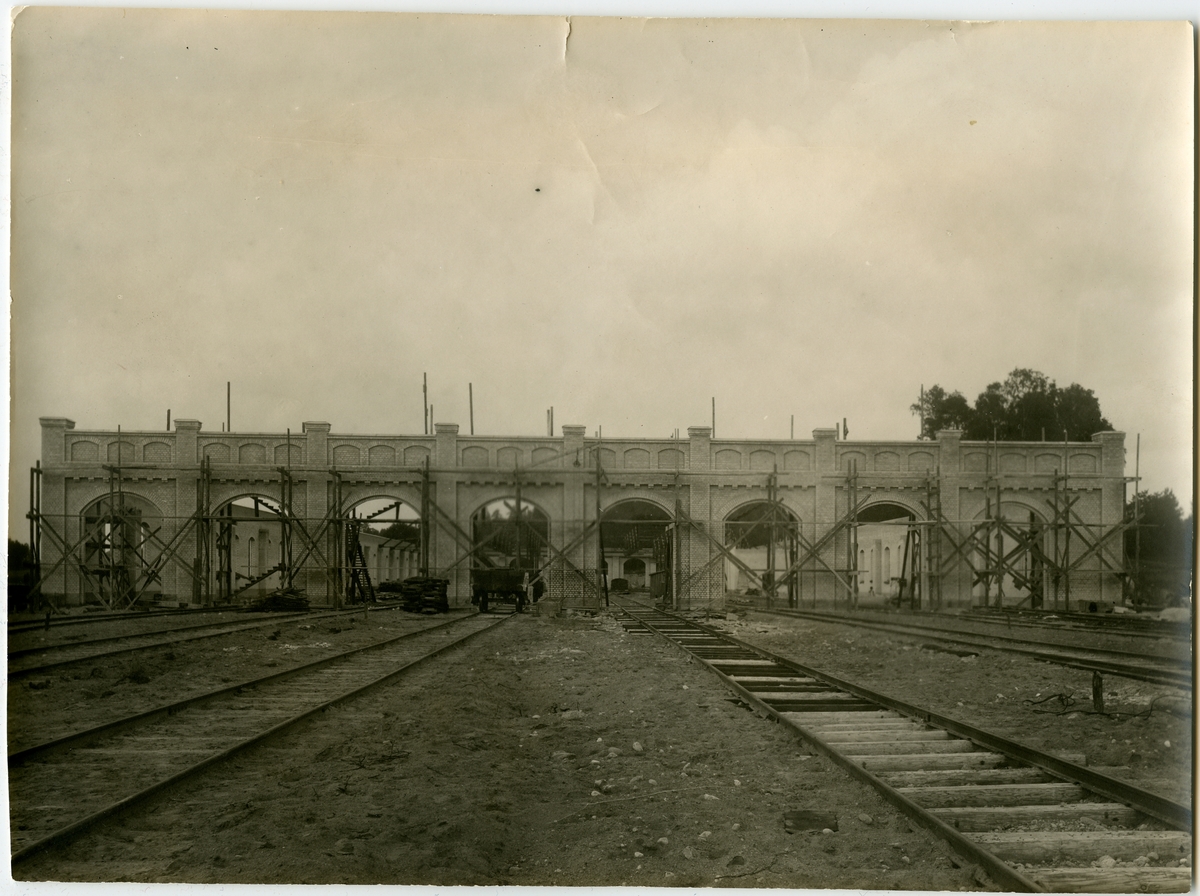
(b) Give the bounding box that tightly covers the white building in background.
[358,529,420,585]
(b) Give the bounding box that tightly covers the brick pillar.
[303,422,332,604]
[39,417,74,466]
[812,428,838,604]
[431,424,463,600]
[172,419,203,605]
[561,425,588,577]
[1093,430,1127,604]
[684,427,719,608]
[174,419,201,465]
[935,430,966,607]
[37,418,74,603]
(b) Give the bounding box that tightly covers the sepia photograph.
[6,5,1195,892]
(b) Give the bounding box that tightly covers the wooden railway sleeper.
[618,600,1192,893]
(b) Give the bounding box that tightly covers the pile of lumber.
[400,577,450,614]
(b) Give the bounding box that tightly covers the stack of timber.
[400,577,450,614]
[247,588,310,612]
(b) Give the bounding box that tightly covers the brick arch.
[722,497,801,524]
[858,495,925,521]
[203,442,232,463]
[874,451,901,472]
[465,493,553,525]
[367,445,395,466]
[403,445,430,465]
[143,441,171,463]
[70,440,100,462]
[623,448,651,469]
[461,446,489,467]
[239,443,268,465]
[80,490,164,522]
[344,492,423,520]
[496,446,522,469]
[971,498,1050,524]
[107,440,136,463]
[601,495,674,518]
[783,450,811,471]
[210,490,287,516]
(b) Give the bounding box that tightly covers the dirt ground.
[15,609,999,889]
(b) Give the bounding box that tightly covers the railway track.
[752,607,1191,690]
[618,600,1192,893]
[8,603,407,680]
[970,607,1192,641]
[9,610,510,866]
[9,605,229,637]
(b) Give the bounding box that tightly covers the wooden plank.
[878,768,1054,788]
[1029,867,1194,894]
[804,720,919,733]
[931,802,1144,832]
[819,729,950,743]
[848,752,1007,772]
[708,659,779,666]
[783,710,900,723]
[974,831,1192,865]
[897,782,1086,808]
[828,739,977,756]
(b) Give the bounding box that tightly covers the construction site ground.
[10,602,1193,887]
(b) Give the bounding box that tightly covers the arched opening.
[601,499,672,598]
[971,502,1049,610]
[80,493,162,609]
[211,495,287,604]
[345,497,422,597]
[724,501,800,605]
[855,502,923,607]
[471,497,551,572]
[469,497,552,611]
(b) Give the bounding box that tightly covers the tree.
[912,369,1114,441]
[379,520,420,547]
[910,386,974,439]
[1126,490,1194,608]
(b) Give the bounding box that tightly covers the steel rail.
[9,610,475,764]
[10,611,511,867]
[970,606,1191,639]
[7,603,407,680]
[8,606,230,635]
[8,610,313,659]
[618,600,1192,892]
[754,608,1192,689]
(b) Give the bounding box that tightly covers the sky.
[7,8,1195,538]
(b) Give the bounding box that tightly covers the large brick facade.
[33,417,1128,611]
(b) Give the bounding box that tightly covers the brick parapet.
[32,418,1130,609]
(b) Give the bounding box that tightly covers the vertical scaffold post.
[29,462,42,606]
[1132,431,1142,602]
[993,435,1005,608]
[596,455,608,607]
[332,472,344,610]
[673,496,682,611]
[278,429,295,591]
[847,458,859,609]
[766,468,778,609]
[195,456,212,607]
[925,469,939,609]
[1051,468,1061,609]
[1062,431,1071,609]
[419,457,431,576]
